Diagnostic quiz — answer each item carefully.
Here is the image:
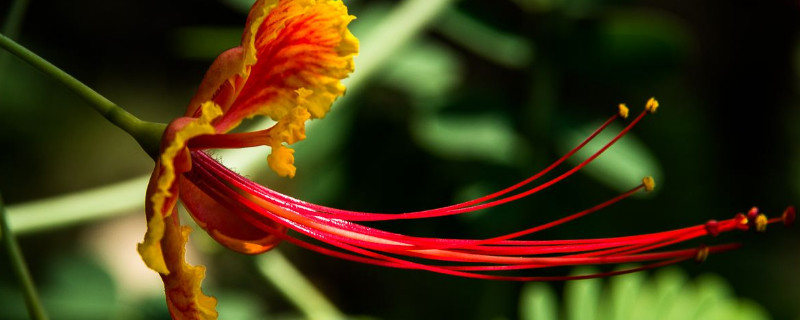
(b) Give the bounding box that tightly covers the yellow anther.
[755,214,768,232]
[740,217,749,226]
[618,103,629,119]
[695,246,709,262]
[642,176,655,192]
[645,97,659,113]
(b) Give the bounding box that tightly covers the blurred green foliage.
[520,268,771,320]
[0,0,798,319]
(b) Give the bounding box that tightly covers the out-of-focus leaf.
[0,255,124,319]
[435,8,534,68]
[381,40,463,110]
[42,256,118,319]
[692,274,732,319]
[413,114,530,165]
[215,290,265,320]
[565,267,601,320]
[520,268,772,320]
[650,268,687,320]
[557,122,662,194]
[603,268,645,320]
[520,282,558,320]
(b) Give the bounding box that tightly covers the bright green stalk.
[0,194,49,320]
[256,251,345,320]
[7,176,149,235]
[0,33,165,159]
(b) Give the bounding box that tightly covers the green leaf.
[381,40,463,110]
[435,8,534,68]
[557,122,662,194]
[603,268,645,320]
[520,282,558,320]
[565,268,601,320]
[518,267,772,320]
[413,114,531,165]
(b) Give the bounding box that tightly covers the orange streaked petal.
[242,0,279,68]
[214,0,358,131]
[160,213,218,320]
[139,101,223,274]
[186,48,247,117]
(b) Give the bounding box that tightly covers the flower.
[137,0,357,318]
[136,0,794,318]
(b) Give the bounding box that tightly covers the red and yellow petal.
[185,48,247,117]
[161,213,218,320]
[213,0,358,131]
[138,101,223,274]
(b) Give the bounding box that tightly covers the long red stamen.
[180,100,791,281]
[184,148,788,281]
[194,110,648,223]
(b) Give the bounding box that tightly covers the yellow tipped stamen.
[755,214,768,232]
[695,246,709,262]
[645,97,659,113]
[618,103,629,119]
[642,176,655,192]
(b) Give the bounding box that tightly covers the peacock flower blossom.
[136,0,794,319]
[137,0,357,318]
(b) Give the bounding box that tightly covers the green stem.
[256,251,345,320]
[0,32,165,159]
[0,194,49,320]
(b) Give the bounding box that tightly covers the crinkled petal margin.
[162,214,218,320]
[218,0,358,129]
[183,0,358,179]
[138,102,223,318]
[138,102,223,273]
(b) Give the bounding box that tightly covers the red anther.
[784,206,796,227]
[705,220,720,236]
[747,206,759,217]
[747,206,759,227]
[733,213,750,231]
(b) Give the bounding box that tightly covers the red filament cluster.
[183,107,792,280]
